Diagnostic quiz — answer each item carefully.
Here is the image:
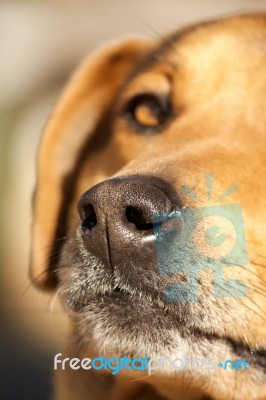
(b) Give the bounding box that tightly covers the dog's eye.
[125,94,170,130]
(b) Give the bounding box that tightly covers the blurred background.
[1,0,266,399]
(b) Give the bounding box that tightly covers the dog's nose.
[77,176,177,265]
[78,176,174,232]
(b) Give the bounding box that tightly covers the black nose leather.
[78,176,175,232]
[77,175,177,268]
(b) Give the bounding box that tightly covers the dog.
[30,14,266,400]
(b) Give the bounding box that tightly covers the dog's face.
[31,15,266,400]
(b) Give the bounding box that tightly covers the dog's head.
[31,15,266,399]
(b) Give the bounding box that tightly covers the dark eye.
[125,94,170,131]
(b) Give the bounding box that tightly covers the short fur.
[31,15,266,400]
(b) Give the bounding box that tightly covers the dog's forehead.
[120,15,266,136]
[127,15,266,85]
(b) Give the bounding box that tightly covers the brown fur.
[31,15,266,400]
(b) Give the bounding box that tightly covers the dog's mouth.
[60,218,266,376]
[98,286,136,302]
[193,331,266,371]
[74,285,266,373]
[226,339,266,370]
[95,284,150,304]
[78,283,266,372]
[113,285,127,294]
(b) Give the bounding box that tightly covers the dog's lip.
[228,340,266,370]
[113,286,127,294]
[100,285,142,302]
[92,288,266,371]
[188,330,266,371]
[98,287,135,303]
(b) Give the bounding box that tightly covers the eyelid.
[123,91,169,112]
[123,71,172,99]
[121,89,169,109]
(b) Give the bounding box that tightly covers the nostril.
[81,204,97,231]
[125,206,155,231]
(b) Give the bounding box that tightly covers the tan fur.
[31,38,153,286]
[31,15,266,400]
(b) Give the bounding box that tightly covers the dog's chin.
[58,241,266,374]
[57,287,265,400]
[68,288,181,357]
[61,285,266,378]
